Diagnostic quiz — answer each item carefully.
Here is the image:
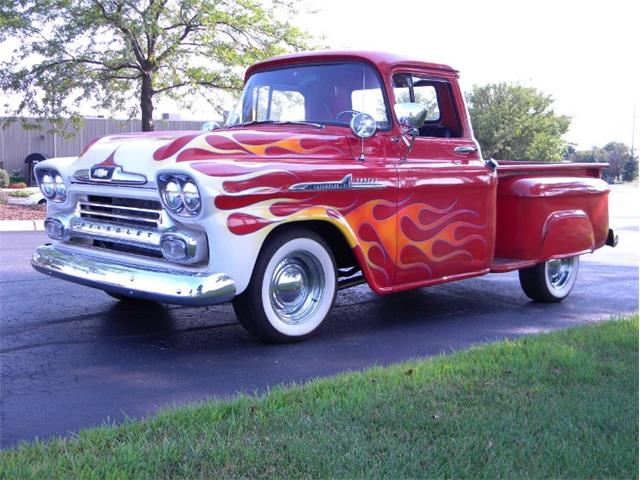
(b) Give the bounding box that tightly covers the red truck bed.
[491,161,611,272]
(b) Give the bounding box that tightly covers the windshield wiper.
[227,120,324,129]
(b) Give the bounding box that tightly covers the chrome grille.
[79,195,162,229]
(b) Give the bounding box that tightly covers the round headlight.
[164,181,183,210]
[40,174,54,198]
[54,175,66,197]
[182,181,201,214]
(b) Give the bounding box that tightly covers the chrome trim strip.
[32,244,236,306]
[88,166,147,184]
[289,173,386,192]
[79,201,162,215]
[79,209,160,226]
[72,169,156,189]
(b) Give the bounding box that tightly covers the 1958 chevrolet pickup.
[32,51,617,342]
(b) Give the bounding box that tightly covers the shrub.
[10,168,26,183]
[8,190,31,197]
[8,182,28,189]
[0,169,9,188]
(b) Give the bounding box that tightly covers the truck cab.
[32,51,616,342]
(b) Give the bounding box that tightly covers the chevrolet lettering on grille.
[69,217,161,249]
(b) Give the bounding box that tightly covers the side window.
[392,74,461,138]
[393,75,411,104]
[413,84,439,121]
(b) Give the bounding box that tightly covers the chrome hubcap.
[546,257,574,290]
[270,251,325,325]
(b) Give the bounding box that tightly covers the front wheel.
[518,256,580,303]
[233,227,337,343]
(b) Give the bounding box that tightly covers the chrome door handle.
[454,146,477,154]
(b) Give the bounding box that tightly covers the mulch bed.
[0,203,47,221]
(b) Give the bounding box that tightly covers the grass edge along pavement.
[1,315,637,479]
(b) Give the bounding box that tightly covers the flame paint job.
[154,130,351,162]
[77,128,608,294]
[49,51,612,297]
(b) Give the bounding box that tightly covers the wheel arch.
[248,218,379,293]
[539,209,595,260]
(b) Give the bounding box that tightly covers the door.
[387,73,496,289]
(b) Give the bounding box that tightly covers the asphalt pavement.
[0,184,637,448]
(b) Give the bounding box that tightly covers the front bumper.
[32,244,236,306]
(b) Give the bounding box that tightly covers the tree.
[0,0,311,131]
[565,142,637,183]
[466,83,570,161]
[567,146,608,164]
[622,154,638,182]
[602,142,632,182]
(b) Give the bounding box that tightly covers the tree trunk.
[140,74,154,132]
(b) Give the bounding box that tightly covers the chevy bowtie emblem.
[89,165,146,184]
[91,167,114,180]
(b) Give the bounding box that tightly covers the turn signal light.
[44,218,66,240]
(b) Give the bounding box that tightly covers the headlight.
[182,182,201,213]
[158,174,202,217]
[163,181,183,211]
[54,175,66,197]
[41,174,54,198]
[38,170,66,202]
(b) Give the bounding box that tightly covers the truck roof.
[245,50,458,81]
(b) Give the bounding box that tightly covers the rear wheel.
[233,227,337,343]
[519,256,580,303]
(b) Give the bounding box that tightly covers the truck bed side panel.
[495,174,610,262]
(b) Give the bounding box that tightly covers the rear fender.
[540,209,595,260]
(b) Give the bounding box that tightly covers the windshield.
[226,62,390,129]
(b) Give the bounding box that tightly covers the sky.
[297,0,640,150]
[2,0,639,150]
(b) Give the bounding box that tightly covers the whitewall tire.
[519,256,580,303]
[233,227,337,342]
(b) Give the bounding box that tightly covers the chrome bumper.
[31,244,236,306]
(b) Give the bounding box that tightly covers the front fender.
[212,201,393,296]
[180,159,399,295]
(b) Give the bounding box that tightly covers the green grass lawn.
[1,316,637,479]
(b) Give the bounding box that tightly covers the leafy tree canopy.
[0,0,313,131]
[466,83,570,161]
[567,141,638,182]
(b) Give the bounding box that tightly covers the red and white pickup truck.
[32,51,617,342]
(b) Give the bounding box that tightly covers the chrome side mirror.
[394,103,428,129]
[394,103,428,161]
[201,121,221,131]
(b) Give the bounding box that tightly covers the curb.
[0,220,45,232]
